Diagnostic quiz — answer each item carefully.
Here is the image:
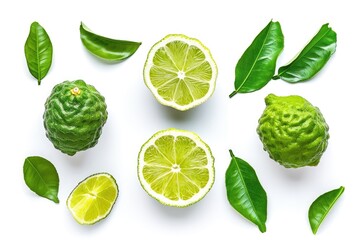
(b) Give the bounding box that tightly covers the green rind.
[66,172,119,225]
[257,94,329,168]
[137,128,215,207]
[43,80,108,156]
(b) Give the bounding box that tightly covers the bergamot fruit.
[257,94,329,168]
[43,80,108,156]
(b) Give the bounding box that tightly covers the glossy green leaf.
[225,150,267,232]
[24,22,53,85]
[308,186,344,234]
[229,20,284,97]
[23,156,60,203]
[274,23,336,82]
[80,22,141,62]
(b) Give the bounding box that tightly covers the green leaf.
[24,22,53,85]
[308,186,345,234]
[23,156,60,203]
[225,150,267,232]
[274,23,336,82]
[229,20,284,97]
[80,22,141,62]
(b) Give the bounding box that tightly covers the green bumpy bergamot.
[43,80,108,156]
[257,94,329,168]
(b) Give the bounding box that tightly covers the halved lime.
[66,173,118,225]
[143,34,217,111]
[138,128,215,207]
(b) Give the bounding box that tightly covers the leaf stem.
[229,149,235,158]
[229,91,237,98]
[272,75,280,80]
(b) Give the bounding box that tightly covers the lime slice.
[143,34,218,111]
[138,128,215,207]
[66,173,118,225]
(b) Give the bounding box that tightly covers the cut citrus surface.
[138,128,215,207]
[143,34,218,111]
[67,173,118,225]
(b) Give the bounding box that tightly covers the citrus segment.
[138,129,215,207]
[67,173,118,225]
[144,34,217,111]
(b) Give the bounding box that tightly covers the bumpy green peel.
[43,80,108,156]
[257,94,329,168]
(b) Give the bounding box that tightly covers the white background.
[0,0,358,239]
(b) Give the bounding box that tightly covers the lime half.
[143,34,217,111]
[67,173,118,225]
[138,128,215,207]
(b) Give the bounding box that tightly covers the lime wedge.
[66,173,118,225]
[143,34,217,111]
[138,128,215,207]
